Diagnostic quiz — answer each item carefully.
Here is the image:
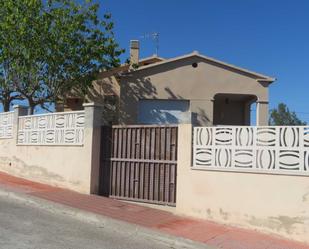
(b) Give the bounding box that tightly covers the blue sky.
[101,0,309,123]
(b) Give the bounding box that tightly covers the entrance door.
[213,94,257,125]
[100,125,178,206]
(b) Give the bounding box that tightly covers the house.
[61,40,276,126]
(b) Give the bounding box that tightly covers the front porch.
[213,93,269,126]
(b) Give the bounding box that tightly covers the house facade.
[62,40,275,126]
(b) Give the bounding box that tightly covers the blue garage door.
[138,100,191,124]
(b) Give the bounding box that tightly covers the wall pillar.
[176,124,193,214]
[256,101,269,126]
[13,105,28,142]
[83,103,103,194]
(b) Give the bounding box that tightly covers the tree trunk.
[29,105,35,115]
[3,101,10,112]
[2,93,11,112]
[28,100,36,115]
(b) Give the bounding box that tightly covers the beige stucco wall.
[120,56,269,125]
[176,124,309,244]
[0,104,102,194]
[89,75,121,125]
[61,69,122,125]
[0,140,92,193]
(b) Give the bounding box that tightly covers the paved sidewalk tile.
[0,172,308,249]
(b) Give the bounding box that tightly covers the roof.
[130,51,276,83]
[98,55,165,76]
[119,55,165,67]
[138,55,165,65]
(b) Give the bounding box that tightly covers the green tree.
[269,103,307,125]
[0,0,123,113]
[0,60,23,112]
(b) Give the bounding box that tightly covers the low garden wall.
[1,109,308,244]
[176,124,309,244]
[0,104,102,194]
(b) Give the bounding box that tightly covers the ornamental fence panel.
[0,112,13,139]
[193,126,309,176]
[17,111,85,145]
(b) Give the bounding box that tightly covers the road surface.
[0,193,207,249]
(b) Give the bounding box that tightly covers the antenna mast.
[140,32,160,55]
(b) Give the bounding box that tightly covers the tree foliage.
[0,60,23,111]
[269,103,307,126]
[0,0,123,113]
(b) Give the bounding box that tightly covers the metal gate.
[100,125,178,206]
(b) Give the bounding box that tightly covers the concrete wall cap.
[82,103,103,108]
[13,105,28,109]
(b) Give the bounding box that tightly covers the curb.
[0,187,214,249]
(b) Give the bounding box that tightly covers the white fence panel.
[0,112,14,139]
[193,126,309,176]
[17,111,85,145]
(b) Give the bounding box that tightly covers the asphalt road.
[0,193,207,249]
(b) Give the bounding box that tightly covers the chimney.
[130,40,139,67]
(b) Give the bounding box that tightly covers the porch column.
[256,101,269,126]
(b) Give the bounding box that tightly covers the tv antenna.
[140,32,159,56]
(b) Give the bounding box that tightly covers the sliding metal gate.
[100,125,178,206]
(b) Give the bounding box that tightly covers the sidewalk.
[0,171,308,249]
